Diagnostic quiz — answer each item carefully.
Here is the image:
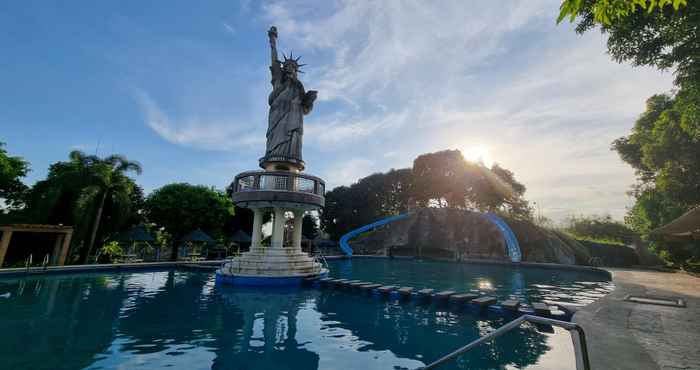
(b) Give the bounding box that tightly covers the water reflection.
[0,270,574,370]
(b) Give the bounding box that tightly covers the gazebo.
[0,224,73,267]
[180,229,215,261]
[113,225,155,262]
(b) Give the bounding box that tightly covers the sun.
[460,144,493,167]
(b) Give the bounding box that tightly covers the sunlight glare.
[460,144,493,167]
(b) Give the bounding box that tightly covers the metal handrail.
[25,254,32,274]
[312,249,329,274]
[420,314,591,370]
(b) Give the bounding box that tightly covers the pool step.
[377,285,398,294]
[316,279,545,317]
[434,290,456,300]
[532,302,551,316]
[449,293,479,303]
[350,281,370,288]
[341,280,361,288]
[501,299,520,311]
[359,283,382,291]
[332,279,349,286]
[472,296,497,307]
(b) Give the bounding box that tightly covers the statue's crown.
[282,51,305,72]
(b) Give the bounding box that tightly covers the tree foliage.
[145,183,234,261]
[0,142,30,210]
[559,0,699,268]
[412,150,530,214]
[16,151,143,263]
[558,0,687,25]
[67,151,143,262]
[612,93,699,266]
[559,0,696,89]
[302,213,320,240]
[564,214,637,245]
[321,168,414,240]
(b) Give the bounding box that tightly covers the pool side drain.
[624,295,686,308]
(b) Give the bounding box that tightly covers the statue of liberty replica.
[261,26,317,171]
[218,27,327,286]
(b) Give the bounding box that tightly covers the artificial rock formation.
[350,208,593,265]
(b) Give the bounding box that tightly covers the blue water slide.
[338,214,410,256]
[483,212,522,262]
[338,211,522,262]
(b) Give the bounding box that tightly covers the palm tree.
[69,151,142,263]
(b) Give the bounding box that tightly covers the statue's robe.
[265,63,310,162]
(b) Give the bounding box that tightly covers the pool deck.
[574,268,700,370]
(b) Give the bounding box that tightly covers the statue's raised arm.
[268,26,281,84]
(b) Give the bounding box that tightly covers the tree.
[412,150,470,208]
[558,0,695,89]
[321,168,414,240]
[412,150,531,216]
[320,150,531,240]
[19,151,143,263]
[612,93,699,265]
[0,142,30,210]
[302,213,320,239]
[145,183,234,261]
[68,151,143,263]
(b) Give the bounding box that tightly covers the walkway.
[574,269,700,370]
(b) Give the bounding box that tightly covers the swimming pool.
[0,260,610,369]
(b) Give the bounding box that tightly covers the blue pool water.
[0,261,611,369]
[328,258,613,307]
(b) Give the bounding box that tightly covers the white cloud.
[134,89,264,150]
[222,22,236,35]
[262,0,673,221]
[321,158,377,189]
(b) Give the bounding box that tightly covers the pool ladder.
[420,315,591,370]
[312,250,329,274]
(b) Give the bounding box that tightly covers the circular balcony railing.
[231,170,325,208]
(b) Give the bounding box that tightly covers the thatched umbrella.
[115,225,155,243]
[225,230,251,257]
[180,229,215,260]
[113,225,155,260]
[230,230,251,244]
[182,229,215,243]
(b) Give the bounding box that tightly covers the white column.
[271,208,286,249]
[292,210,304,252]
[251,208,263,249]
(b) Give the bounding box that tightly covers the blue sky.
[1,1,673,221]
